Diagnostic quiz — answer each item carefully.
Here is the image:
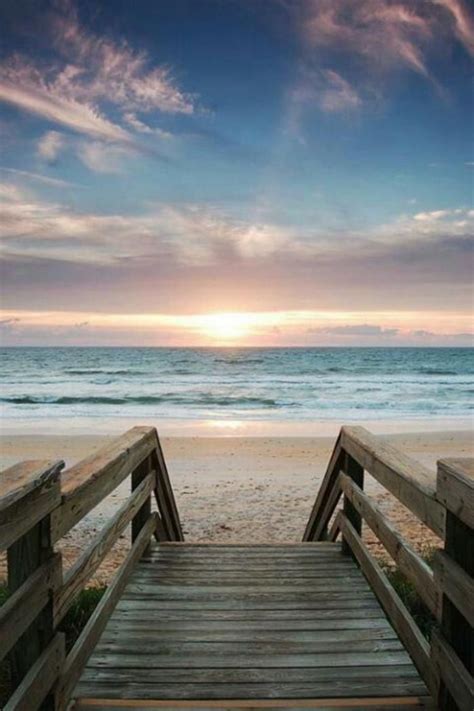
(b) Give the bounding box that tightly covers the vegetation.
[0,584,105,706]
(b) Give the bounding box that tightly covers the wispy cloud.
[0,0,197,148]
[1,182,472,281]
[283,0,474,115]
[76,140,133,174]
[0,167,80,188]
[37,130,65,162]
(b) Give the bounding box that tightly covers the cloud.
[315,324,399,336]
[282,0,474,114]
[433,0,474,55]
[319,70,361,112]
[0,68,129,142]
[122,112,172,139]
[0,0,197,145]
[0,167,79,188]
[76,141,133,174]
[37,130,64,161]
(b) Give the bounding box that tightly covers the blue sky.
[0,0,473,345]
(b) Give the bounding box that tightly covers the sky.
[0,0,473,346]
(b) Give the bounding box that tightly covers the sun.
[199,313,252,342]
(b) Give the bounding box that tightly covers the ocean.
[0,347,473,435]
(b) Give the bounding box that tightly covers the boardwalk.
[74,543,429,707]
[1,426,472,710]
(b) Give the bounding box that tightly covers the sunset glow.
[0,0,472,347]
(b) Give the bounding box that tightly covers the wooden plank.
[339,474,439,617]
[431,631,474,711]
[51,427,156,541]
[337,515,436,696]
[303,434,344,541]
[54,472,155,625]
[112,606,387,621]
[0,459,64,511]
[56,513,157,710]
[340,427,444,538]
[4,633,65,711]
[94,638,404,657]
[123,581,371,595]
[131,458,153,549]
[437,458,474,528]
[0,461,62,550]
[7,503,57,691]
[152,432,184,541]
[78,664,421,686]
[341,453,364,557]
[86,649,413,669]
[101,626,396,643]
[114,598,382,611]
[122,583,374,607]
[134,568,367,587]
[102,617,392,632]
[436,479,473,709]
[432,550,474,627]
[0,553,61,661]
[73,699,434,710]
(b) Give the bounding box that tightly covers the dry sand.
[1,429,472,583]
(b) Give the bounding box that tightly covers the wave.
[417,368,458,376]
[1,394,282,408]
[213,358,266,365]
[63,369,145,376]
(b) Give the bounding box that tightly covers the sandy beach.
[1,428,472,584]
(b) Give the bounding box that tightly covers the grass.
[0,584,105,706]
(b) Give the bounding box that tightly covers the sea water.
[0,347,473,434]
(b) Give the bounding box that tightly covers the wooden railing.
[0,426,182,710]
[303,426,473,711]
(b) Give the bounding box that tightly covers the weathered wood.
[437,458,474,529]
[7,504,57,696]
[86,649,412,669]
[54,472,155,625]
[303,434,343,541]
[431,631,474,711]
[341,454,364,556]
[112,605,387,620]
[432,550,474,627]
[51,427,156,541]
[0,461,62,550]
[4,633,65,711]
[75,540,429,707]
[131,458,152,550]
[101,626,396,643]
[77,664,420,685]
[73,699,434,710]
[339,473,438,616]
[337,514,435,695]
[436,459,474,711]
[56,514,157,710]
[340,427,445,538]
[152,431,184,541]
[103,616,393,631]
[0,553,61,661]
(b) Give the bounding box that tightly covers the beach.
[1,428,472,584]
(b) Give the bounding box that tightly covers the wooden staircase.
[1,426,473,710]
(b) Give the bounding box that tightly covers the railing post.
[1,460,64,710]
[432,458,473,711]
[131,455,152,556]
[341,452,364,556]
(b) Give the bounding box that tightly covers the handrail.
[0,426,183,710]
[303,428,474,711]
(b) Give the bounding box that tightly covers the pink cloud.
[0,0,197,147]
